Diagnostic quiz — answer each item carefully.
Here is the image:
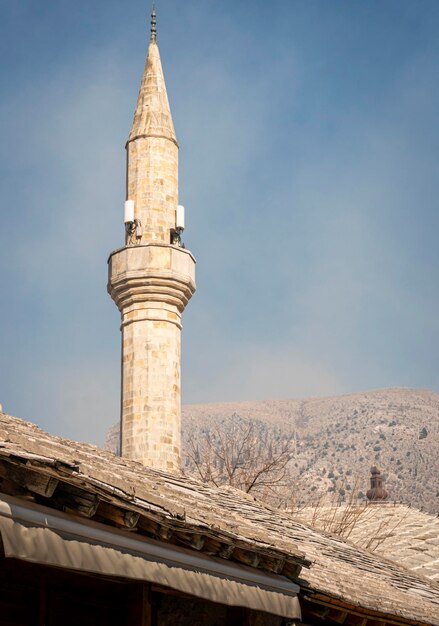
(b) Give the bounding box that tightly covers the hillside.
[106,388,439,514]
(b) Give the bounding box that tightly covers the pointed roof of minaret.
[128,5,177,145]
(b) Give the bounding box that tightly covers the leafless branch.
[184,416,297,507]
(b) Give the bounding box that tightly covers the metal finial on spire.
[150,3,157,42]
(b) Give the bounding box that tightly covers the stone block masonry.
[108,245,195,471]
[127,137,178,244]
[107,31,196,472]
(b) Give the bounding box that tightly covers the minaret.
[108,6,196,472]
[366,467,389,502]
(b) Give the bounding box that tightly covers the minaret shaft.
[118,280,183,469]
[108,19,196,472]
[126,136,178,243]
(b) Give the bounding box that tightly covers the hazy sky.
[1,0,439,445]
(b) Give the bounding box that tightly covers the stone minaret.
[108,7,196,472]
[366,466,388,502]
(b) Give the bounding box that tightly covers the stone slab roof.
[294,503,439,583]
[0,412,438,625]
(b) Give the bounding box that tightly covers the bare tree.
[184,415,297,506]
[291,477,408,552]
[294,479,372,539]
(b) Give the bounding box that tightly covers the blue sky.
[1,0,438,445]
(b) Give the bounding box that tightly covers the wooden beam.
[137,517,173,541]
[96,501,139,530]
[302,602,331,620]
[22,472,58,498]
[0,463,58,497]
[328,608,349,624]
[303,595,411,626]
[127,584,152,626]
[303,603,367,626]
[202,537,223,556]
[0,477,35,500]
[345,615,368,626]
[217,543,235,559]
[174,531,206,550]
[233,548,260,568]
[158,525,173,541]
[137,517,160,536]
[259,555,286,575]
[51,483,99,518]
[38,581,47,626]
[282,561,302,579]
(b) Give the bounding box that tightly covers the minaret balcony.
[107,243,196,317]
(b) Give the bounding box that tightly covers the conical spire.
[128,6,177,145]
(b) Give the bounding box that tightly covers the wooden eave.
[0,454,308,579]
[301,593,437,626]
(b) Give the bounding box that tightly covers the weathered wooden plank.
[51,482,99,518]
[0,463,58,497]
[137,516,174,541]
[233,548,260,568]
[259,555,286,575]
[174,531,206,550]
[282,561,302,580]
[96,500,140,529]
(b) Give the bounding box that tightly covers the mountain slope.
[106,388,439,513]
